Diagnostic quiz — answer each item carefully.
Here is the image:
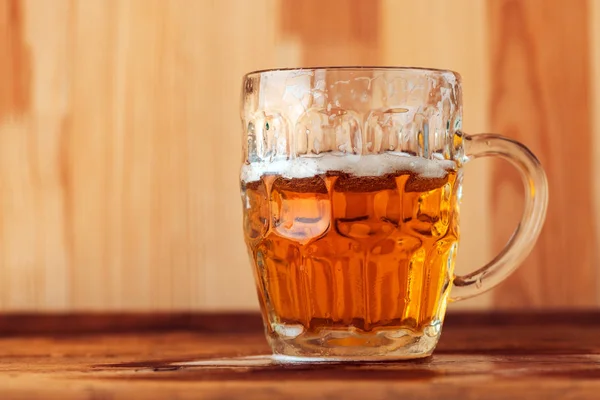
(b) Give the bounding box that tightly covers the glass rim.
[243,65,461,82]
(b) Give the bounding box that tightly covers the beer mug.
[239,67,548,361]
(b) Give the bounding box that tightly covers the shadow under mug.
[239,67,548,361]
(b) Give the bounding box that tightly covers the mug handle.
[450,133,549,301]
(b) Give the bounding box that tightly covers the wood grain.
[0,313,599,400]
[0,0,31,120]
[489,0,598,307]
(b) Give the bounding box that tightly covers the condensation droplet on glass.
[424,322,441,337]
[266,122,270,131]
[326,103,332,112]
[475,276,483,289]
[305,129,310,135]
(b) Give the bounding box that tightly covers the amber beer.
[241,155,460,338]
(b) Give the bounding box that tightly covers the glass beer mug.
[239,67,548,361]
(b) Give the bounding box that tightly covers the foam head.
[241,153,457,183]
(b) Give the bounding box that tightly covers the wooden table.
[0,312,599,399]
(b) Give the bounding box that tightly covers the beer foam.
[241,153,457,182]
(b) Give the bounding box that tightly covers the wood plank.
[380,0,493,309]
[200,0,278,310]
[0,0,597,312]
[0,313,599,399]
[488,0,598,307]
[0,0,67,310]
[592,0,600,305]
[0,0,279,311]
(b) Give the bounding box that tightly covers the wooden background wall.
[0,0,598,311]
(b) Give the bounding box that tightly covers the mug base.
[267,322,442,362]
